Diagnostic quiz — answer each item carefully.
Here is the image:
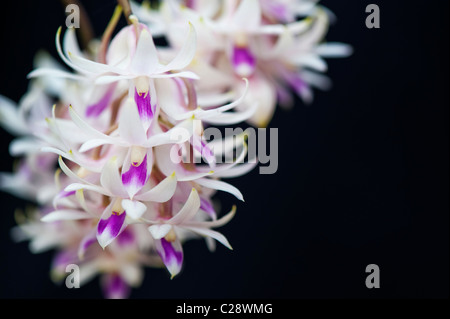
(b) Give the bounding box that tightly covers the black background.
[0,0,448,299]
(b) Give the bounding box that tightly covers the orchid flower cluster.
[0,0,350,298]
[132,0,352,126]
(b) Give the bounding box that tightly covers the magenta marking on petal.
[201,140,215,166]
[122,154,149,197]
[134,88,153,129]
[117,227,135,246]
[232,46,256,77]
[86,86,115,117]
[58,190,76,199]
[158,238,183,275]
[79,233,96,258]
[200,197,216,219]
[97,212,126,239]
[102,274,130,299]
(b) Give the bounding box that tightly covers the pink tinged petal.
[200,197,217,220]
[232,46,256,77]
[286,73,313,104]
[156,238,183,279]
[121,199,147,220]
[193,138,216,167]
[134,88,153,130]
[78,230,97,260]
[121,154,149,199]
[102,274,131,299]
[86,85,116,117]
[52,190,76,208]
[168,188,201,225]
[51,250,77,277]
[97,212,127,249]
[117,227,135,247]
[264,3,291,22]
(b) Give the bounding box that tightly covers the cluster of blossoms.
[0,0,350,298]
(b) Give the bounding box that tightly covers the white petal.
[64,183,110,196]
[118,98,147,145]
[122,199,147,220]
[134,172,177,202]
[27,68,86,81]
[9,138,43,156]
[148,224,172,240]
[69,105,114,141]
[198,79,249,120]
[41,209,91,222]
[196,178,244,201]
[63,27,82,58]
[201,101,257,125]
[130,28,160,75]
[158,23,196,72]
[100,157,127,197]
[187,205,236,228]
[185,226,232,250]
[0,95,27,135]
[316,42,353,58]
[150,71,199,80]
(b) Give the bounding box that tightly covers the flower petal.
[148,224,173,240]
[122,199,147,220]
[78,229,97,260]
[185,226,233,250]
[134,87,154,131]
[41,209,91,222]
[168,188,200,225]
[97,211,127,249]
[158,23,196,72]
[232,46,256,77]
[118,98,147,145]
[86,84,116,117]
[196,178,244,201]
[199,197,216,220]
[231,0,261,30]
[102,274,131,299]
[121,154,150,199]
[155,237,183,279]
[134,172,177,202]
[101,157,128,197]
[130,28,160,75]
